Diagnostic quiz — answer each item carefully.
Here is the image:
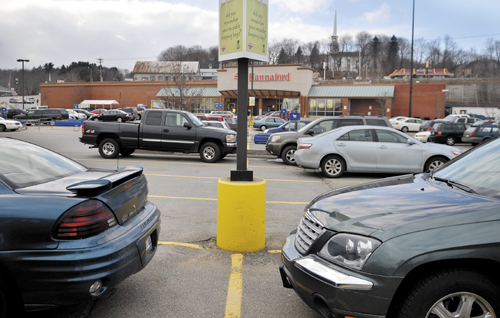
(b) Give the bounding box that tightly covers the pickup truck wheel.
[120,148,135,156]
[200,142,221,163]
[99,138,121,159]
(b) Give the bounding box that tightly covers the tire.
[281,145,297,165]
[424,156,448,172]
[117,117,123,123]
[0,125,5,132]
[445,136,455,146]
[320,155,346,178]
[260,125,267,131]
[199,142,221,163]
[401,126,409,133]
[93,117,99,121]
[98,138,121,159]
[120,148,135,156]
[396,269,500,318]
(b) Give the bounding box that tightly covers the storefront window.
[309,98,342,117]
[193,98,216,113]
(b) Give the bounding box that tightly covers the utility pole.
[98,58,104,82]
[17,59,29,110]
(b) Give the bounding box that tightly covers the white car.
[414,131,431,142]
[66,109,87,120]
[0,117,23,131]
[389,116,408,124]
[294,125,461,178]
[202,120,231,130]
[392,117,423,132]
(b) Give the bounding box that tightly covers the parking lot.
[2,125,472,318]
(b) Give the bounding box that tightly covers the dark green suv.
[428,122,470,146]
[265,115,392,165]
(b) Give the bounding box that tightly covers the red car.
[90,108,106,114]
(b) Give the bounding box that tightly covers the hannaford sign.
[233,72,291,81]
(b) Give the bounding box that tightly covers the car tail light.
[298,143,312,149]
[54,200,117,239]
[426,127,430,131]
[470,132,477,136]
[82,122,85,134]
[437,131,442,135]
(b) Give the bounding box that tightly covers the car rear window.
[144,111,163,126]
[0,138,86,189]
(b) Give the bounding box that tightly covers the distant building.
[132,61,200,81]
[200,66,218,80]
[329,11,360,77]
[389,68,454,79]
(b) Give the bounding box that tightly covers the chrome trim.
[295,257,373,290]
[305,209,323,227]
[140,139,194,144]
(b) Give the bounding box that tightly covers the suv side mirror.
[184,122,192,129]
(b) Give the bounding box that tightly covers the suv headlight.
[318,234,381,270]
[270,135,280,142]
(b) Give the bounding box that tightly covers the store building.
[40,64,447,119]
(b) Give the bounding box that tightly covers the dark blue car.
[0,137,160,315]
[254,120,311,144]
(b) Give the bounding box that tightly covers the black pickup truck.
[80,109,237,163]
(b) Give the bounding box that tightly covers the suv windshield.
[186,112,203,127]
[0,138,86,189]
[433,139,500,199]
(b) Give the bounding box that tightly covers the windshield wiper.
[434,177,477,194]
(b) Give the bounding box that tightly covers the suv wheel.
[445,136,455,146]
[281,145,297,165]
[396,269,500,318]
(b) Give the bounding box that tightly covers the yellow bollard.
[217,177,266,252]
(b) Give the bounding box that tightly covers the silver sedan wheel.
[426,292,495,318]
[321,155,346,178]
[428,159,445,170]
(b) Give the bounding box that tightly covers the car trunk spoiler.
[66,166,144,195]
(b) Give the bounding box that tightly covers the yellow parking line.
[268,250,281,254]
[158,241,202,249]
[225,254,243,318]
[149,195,308,205]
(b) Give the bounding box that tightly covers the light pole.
[409,0,415,117]
[17,59,29,110]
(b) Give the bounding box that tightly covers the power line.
[448,33,500,40]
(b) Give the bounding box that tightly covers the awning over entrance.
[308,86,395,98]
[80,100,119,108]
[219,89,300,98]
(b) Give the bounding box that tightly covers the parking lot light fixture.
[17,59,29,110]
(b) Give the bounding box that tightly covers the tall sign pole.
[219,0,268,181]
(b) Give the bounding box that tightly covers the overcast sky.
[1,0,499,71]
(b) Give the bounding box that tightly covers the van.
[9,98,22,104]
[13,109,69,121]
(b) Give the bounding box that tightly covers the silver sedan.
[295,125,462,178]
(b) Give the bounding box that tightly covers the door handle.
[163,129,169,133]
[379,145,387,149]
[337,143,346,147]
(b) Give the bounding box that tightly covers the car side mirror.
[407,139,415,145]
[307,129,315,136]
[184,122,192,129]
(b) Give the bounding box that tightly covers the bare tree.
[160,61,203,112]
[397,37,411,68]
[158,45,189,61]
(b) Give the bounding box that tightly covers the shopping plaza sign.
[233,72,291,81]
[219,0,269,63]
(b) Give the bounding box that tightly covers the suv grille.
[295,210,325,254]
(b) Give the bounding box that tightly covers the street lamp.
[17,59,29,110]
[408,0,415,117]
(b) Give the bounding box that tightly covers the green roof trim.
[308,85,395,98]
[157,87,218,97]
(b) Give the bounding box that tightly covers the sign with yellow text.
[219,0,268,62]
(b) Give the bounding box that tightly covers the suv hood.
[307,174,500,241]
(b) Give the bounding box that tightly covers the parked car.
[0,137,160,316]
[210,110,234,117]
[26,106,48,111]
[66,109,87,120]
[454,116,481,124]
[90,108,106,115]
[0,117,23,131]
[428,122,470,145]
[419,119,447,131]
[5,108,27,119]
[280,137,500,318]
[266,115,392,165]
[254,120,310,144]
[74,109,92,119]
[462,122,499,145]
[90,109,133,122]
[202,120,231,130]
[223,117,237,131]
[253,117,287,131]
[119,107,141,120]
[391,117,423,132]
[294,125,461,178]
[389,116,408,124]
[414,130,431,142]
[14,109,69,121]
